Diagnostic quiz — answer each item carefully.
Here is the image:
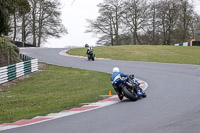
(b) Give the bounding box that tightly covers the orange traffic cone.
[109,91,112,96]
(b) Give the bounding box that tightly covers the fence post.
[4,39,6,53]
[7,46,10,65]
[0,40,2,53]
[9,46,12,64]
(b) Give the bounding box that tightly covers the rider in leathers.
[110,67,143,100]
[86,47,93,55]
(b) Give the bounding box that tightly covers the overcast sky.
[44,0,103,48]
[44,0,200,48]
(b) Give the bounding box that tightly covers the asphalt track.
[1,48,200,133]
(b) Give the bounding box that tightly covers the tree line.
[0,0,67,47]
[86,0,200,46]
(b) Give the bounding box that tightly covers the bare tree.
[29,0,38,46]
[36,0,67,47]
[157,0,180,45]
[7,0,67,47]
[191,13,200,38]
[17,0,31,43]
[122,0,149,45]
[146,0,161,45]
[86,0,123,46]
[86,0,200,46]
[175,0,194,42]
[2,0,30,40]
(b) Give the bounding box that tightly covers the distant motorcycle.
[114,75,146,101]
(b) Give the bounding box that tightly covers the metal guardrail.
[0,54,38,84]
[174,42,190,46]
[174,41,200,46]
[20,54,33,61]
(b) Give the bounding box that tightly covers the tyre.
[92,56,94,61]
[122,87,137,101]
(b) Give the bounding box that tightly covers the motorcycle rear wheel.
[122,87,137,101]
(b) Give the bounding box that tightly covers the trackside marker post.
[109,91,112,96]
[190,39,195,46]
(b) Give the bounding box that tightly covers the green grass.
[0,63,114,124]
[68,45,200,65]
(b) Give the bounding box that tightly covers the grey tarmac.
[1,48,200,133]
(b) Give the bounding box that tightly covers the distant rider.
[85,43,89,48]
[86,47,93,55]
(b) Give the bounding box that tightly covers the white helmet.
[112,67,120,73]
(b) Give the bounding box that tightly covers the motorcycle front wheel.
[92,56,94,61]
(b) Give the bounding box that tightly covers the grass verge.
[0,63,113,124]
[68,45,200,65]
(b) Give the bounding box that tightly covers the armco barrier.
[174,42,190,46]
[174,41,200,46]
[0,55,38,84]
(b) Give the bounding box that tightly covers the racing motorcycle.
[113,75,146,101]
[87,51,95,61]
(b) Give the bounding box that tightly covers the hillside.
[0,37,21,67]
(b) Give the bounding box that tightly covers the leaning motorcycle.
[113,75,146,101]
[87,51,95,61]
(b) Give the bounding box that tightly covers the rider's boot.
[138,87,147,98]
[118,93,123,100]
[137,89,143,96]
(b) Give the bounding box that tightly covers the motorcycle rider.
[110,67,143,100]
[110,67,127,100]
[86,47,93,55]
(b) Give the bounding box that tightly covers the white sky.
[43,0,200,48]
[44,0,103,48]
